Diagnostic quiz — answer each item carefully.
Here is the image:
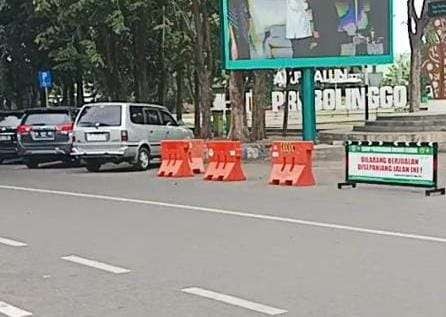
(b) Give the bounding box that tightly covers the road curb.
[243,143,344,162]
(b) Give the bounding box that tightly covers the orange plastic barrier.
[158,140,194,178]
[269,141,316,186]
[204,141,246,181]
[189,139,206,174]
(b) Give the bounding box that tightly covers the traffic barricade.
[189,139,206,174]
[204,141,246,181]
[269,141,316,187]
[158,140,194,178]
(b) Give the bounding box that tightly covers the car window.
[144,108,161,125]
[0,114,22,127]
[77,105,122,127]
[24,112,70,126]
[130,106,144,125]
[161,111,177,126]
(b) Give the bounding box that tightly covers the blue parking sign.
[38,71,53,89]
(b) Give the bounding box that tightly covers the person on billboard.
[286,0,313,57]
[229,0,252,60]
[367,0,388,54]
[309,0,347,56]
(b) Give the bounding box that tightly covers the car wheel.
[85,161,101,173]
[135,147,151,171]
[64,157,82,168]
[25,159,39,169]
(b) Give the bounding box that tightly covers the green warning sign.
[428,1,446,17]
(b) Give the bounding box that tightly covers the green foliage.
[0,0,222,109]
[383,54,410,86]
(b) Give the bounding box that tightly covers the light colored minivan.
[72,103,194,172]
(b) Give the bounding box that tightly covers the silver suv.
[72,103,193,172]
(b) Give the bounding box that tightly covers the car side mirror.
[177,120,185,126]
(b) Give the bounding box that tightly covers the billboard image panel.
[222,0,394,69]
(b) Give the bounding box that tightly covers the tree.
[0,0,49,109]
[1,0,221,132]
[383,54,410,86]
[191,0,213,139]
[407,0,431,112]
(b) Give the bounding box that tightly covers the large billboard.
[221,0,394,69]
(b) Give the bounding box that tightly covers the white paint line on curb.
[0,237,27,247]
[182,287,287,315]
[0,185,446,244]
[61,255,131,274]
[0,301,32,317]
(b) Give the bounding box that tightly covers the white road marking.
[0,185,446,244]
[182,287,287,315]
[0,237,27,247]
[61,255,131,274]
[0,301,32,317]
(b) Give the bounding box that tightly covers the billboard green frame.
[220,0,395,70]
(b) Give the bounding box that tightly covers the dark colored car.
[17,108,79,168]
[0,111,23,163]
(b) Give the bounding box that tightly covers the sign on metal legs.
[338,141,445,197]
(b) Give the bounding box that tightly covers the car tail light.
[17,125,32,136]
[121,130,128,142]
[56,123,74,135]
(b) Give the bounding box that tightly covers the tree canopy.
[0,0,221,115]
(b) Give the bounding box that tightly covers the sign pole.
[302,68,317,141]
[45,87,49,108]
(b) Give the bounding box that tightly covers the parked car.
[17,107,79,168]
[0,111,23,163]
[72,103,194,172]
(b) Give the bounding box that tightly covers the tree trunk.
[68,80,75,107]
[176,63,184,122]
[62,82,68,107]
[103,32,125,101]
[14,86,24,109]
[158,43,167,104]
[191,0,212,139]
[31,85,39,108]
[409,38,422,112]
[281,69,293,137]
[251,71,268,141]
[282,89,289,137]
[133,13,149,103]
[158,66,167,106]
[76,78,84,107]
[5,98,12,110]
[38,88,45,108]
[193,71,201,137]
[158,6,167,106]
[407,0,430,113]
[199,70,212,139]
[229,71,249,141]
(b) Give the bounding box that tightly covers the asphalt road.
[0,158,446,317]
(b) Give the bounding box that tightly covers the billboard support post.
[365,84,370,122]
[302,68,317,141]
